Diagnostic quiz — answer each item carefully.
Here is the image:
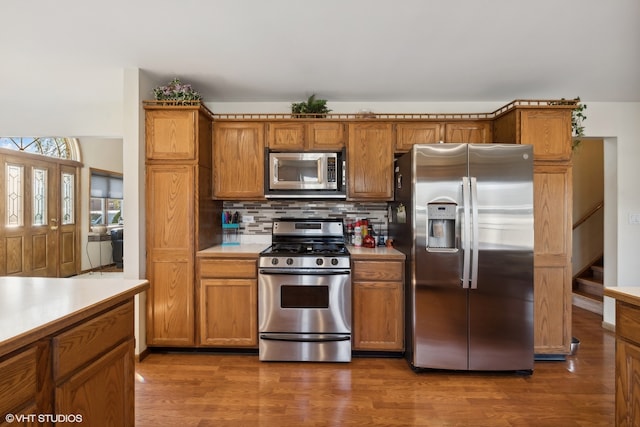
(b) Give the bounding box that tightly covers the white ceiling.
[2,0,639,104]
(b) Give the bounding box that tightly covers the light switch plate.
[242,215,255,223]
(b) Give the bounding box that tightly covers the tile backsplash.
[222,200,389,242]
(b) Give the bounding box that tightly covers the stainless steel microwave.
[265,151,345,198]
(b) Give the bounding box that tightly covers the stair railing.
[573,201,604,230]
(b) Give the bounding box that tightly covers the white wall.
[0,66,124,137]
[583,102,640,326]
[122,68,155,355]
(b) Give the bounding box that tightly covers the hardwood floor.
[135,307,615,426]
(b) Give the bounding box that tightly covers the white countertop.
[197,244,268,257]
[0,277,148,355]
[604,286,640,306]
[348,245,405,259]
[197,243,405,260]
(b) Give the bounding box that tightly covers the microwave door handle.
[273,159,278,182]
[317,157,323,183]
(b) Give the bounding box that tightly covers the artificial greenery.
[291,94,331,118]
[153,78,202,103]
[550,97,587,149]
[571,97,587,140]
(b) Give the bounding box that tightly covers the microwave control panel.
[327,157,337,182]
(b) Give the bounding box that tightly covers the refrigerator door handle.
[470,177,479,289]
[461,177,471,289]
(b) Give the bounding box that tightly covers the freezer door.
[411,144,470,370]
[467,144,534,371]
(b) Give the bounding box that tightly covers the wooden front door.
[0,151,80,277]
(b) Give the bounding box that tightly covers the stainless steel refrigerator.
[390,143,534,372]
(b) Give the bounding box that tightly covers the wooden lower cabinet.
[613,300,640,426]
[352,259,404,351]
[0,300,136,427]
[0,347,40,425]
[55,340,133,426]
[53,301,134,426]
[146,164,196,346]
[197,257,258,347]
[533,163,572,354]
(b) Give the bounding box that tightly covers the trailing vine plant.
[551,97,587,149]
[571,97,588,149]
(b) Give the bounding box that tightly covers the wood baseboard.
[137,347,150,362]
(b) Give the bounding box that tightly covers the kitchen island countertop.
[604,286,640,306]
[0,276,149,358]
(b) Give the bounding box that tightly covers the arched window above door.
[0,137,81,161]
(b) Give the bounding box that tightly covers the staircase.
[572,257,604,314]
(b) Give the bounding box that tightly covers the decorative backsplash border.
[222,200,389,237]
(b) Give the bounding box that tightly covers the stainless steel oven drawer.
[259,333,351,362]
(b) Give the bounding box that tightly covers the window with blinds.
[90,169,123,226]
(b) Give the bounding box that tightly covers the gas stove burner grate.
[265,242,348,256]
[269,243,305,254]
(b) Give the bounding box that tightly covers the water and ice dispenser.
[427,203,457,250]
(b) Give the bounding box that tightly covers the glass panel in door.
[58,166,79,277]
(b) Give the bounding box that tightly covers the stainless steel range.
[258,218,352,362]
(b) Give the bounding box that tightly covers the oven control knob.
[316,258,324,266]
[271,258,279,266]
[286,258,294,265]
[331,258,339,266]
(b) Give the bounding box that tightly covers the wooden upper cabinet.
[395,122,443,152]
[145,109,198,160]
[520,110,572,161]
[347,123,394,200]
[267,122,305,150]
[395,121,492,151]
[213,122,265,199]
[444,121,492,143]
[307,122,345,150]
[267,121,345,151]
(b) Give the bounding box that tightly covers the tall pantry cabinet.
[493,105,574,355]
[144,103,220,346]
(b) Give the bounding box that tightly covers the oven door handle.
[259,269,351,275]
[260,334,351,343]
